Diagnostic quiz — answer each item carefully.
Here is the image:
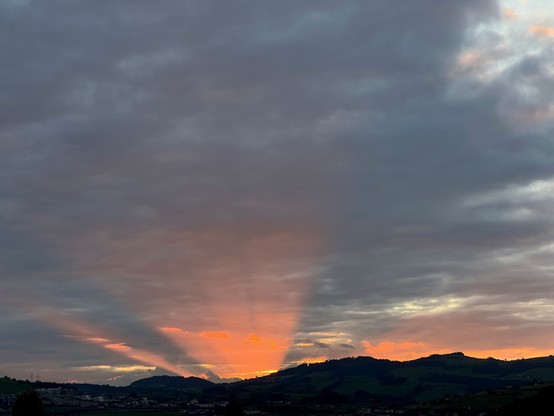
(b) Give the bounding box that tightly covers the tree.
[225,400,244,416]
[11,390,45,416]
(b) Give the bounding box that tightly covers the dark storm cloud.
[1,0,554,382]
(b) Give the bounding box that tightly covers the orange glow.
[245,333,263,345]
[159,327,184,334]
[84,337,111,344]
[161,227,320,378]
[72,365,155,373]
[362,300,554,362]
[160,326,290,379]
[4,292,188,377]
[103,342,186,376]
[456,50,482,69]
[529,25,554,37]
[363,340,443,361]
[235,368,280,378]
[76,224,325,379]
[70,328,187,376]
[299,356,328,364]
[200,331,232,340]
[502,8,518,19]
[363,339,554,362]
[462,347,554,360]
[105,343,131,352]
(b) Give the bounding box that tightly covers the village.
[1,387,493,416]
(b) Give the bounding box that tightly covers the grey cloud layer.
[1,0,554,383]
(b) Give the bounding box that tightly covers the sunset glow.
[68,225,323,379]
[2,0,554,386]
[363,341,554,362]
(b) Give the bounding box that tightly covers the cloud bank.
[1,0,554,384]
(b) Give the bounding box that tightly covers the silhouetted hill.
[224,353,554,407]
[123,353,554,408]
[0,377,31,394]
[130,375,214,391]
[5,353,554,412]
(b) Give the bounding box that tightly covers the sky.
[1,0,554,386]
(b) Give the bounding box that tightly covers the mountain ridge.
[5,352,554,410]
[119,352,554,409]
[129,374,215,390]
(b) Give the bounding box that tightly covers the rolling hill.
[229,352,554,405]
[6,353,554,412]
[129,375,214,391]
[122,352,554,409]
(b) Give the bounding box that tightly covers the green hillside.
[0,377,31,394]
[121,353,554,408]
[6,353,554,413]
[211,353,554,407]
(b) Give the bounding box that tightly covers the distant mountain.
[223,352,554,407]
[129,375,214,391]
[5,352,554,412]
[124,353,554,409]
[124,353,554,403]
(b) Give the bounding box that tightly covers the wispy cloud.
[72,365,155,373]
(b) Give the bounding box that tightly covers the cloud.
[200,331,232,340]
[363,341,431,361]
[339,344,356,350]
[529,26,554,37]
[502,8,518,19]
[72,365,155,373]
[313,341,330,349]
[2,0,554,384]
